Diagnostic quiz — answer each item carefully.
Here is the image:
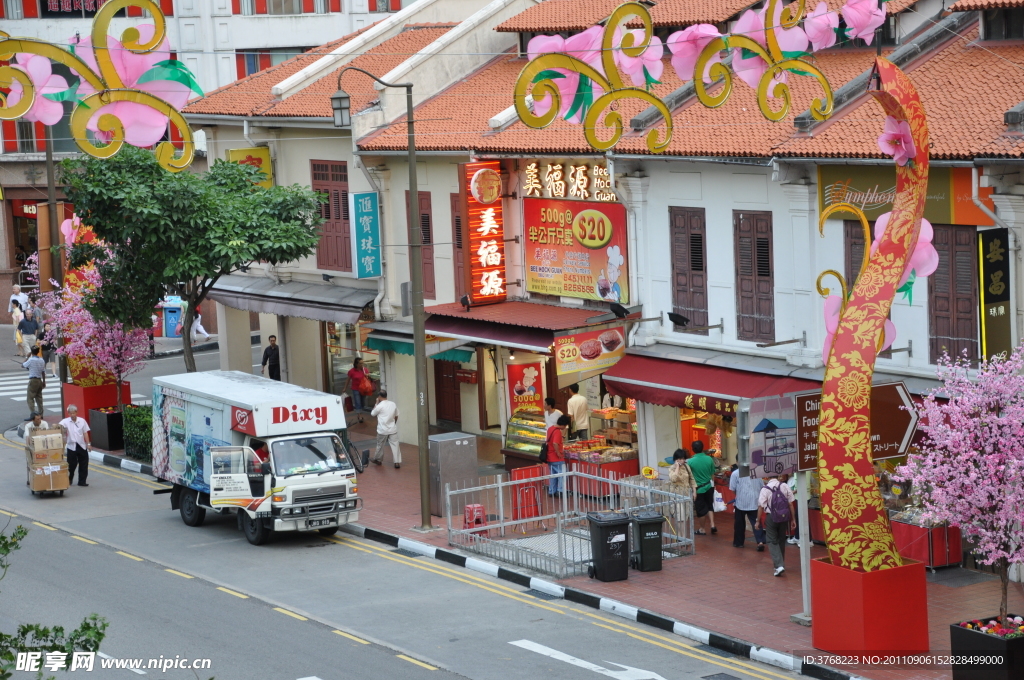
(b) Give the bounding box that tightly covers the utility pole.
[45,126,67,413]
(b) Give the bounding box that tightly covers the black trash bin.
[587,511,630,582]
[631,511,665,572]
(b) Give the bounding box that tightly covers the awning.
[424,314,554,353]
[209,274,377,324]
[365,330,474,363]
[603,354,821,415]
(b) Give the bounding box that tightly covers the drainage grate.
[391,549,422,558]
[927,568,998,588]
[697,645,737,659]
[701,674,741,680]
[524,589,562,601]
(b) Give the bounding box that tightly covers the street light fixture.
[333,66,433,531]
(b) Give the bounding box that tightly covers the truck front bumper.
[274,510,359,532]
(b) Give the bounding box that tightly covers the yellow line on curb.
[165,569,194,579]
[32,521,56,531]
[274,607,307,621]
[116,551,144,561]
[0,509,16,517]
[397,655,436,671]
[333,630,369,644]
[71,535,98,544]
[216,587,248,599]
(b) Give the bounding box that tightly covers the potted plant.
[896,348,1024,680]
[89,406,125,451]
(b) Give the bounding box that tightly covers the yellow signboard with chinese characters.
[979,227,1012,360]
[523,161,616,202]
[227,147,274,189]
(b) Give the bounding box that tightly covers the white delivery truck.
[152,371,361,545]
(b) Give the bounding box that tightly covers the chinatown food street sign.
[461,161,507,305]
[523,198,629,304]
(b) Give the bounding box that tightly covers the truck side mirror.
[261,462,271,475]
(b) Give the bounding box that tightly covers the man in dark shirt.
[261,335,281,381]
[18,309,40,357]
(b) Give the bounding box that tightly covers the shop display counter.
[503,409,545,473]
[890,509,962,569]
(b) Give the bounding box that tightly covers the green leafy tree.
[61,146,323,372]
[0,523,108,679]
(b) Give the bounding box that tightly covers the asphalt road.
[0,433,802,680]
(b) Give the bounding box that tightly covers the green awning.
[366,335,473,363]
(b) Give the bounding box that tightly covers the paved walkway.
[342,422,1024,680]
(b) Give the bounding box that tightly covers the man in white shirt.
[370,390,401,469]
[543,397,563,430]
[59,405,92,487]
[24,412,50,440]
[8,284,29,315]
[566,383,589,441]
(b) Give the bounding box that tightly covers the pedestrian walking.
[688,441,718,535]
[784,473,801,545]
[8,284,29,316]
[22,346,46,420]
[190,302,211,344]
[38,323,57,378]
[668,449,696,498]
[261,335,281,381]
[757,472,796,576]
[11,300,24,356]
[730,465,765,550]
[17,308,40,357]
[59,405,92,487]
[344,357,372,415]
[370,389,401,468]
[566,383,589,441]
[545,414,569,496]
[543,397,563,430]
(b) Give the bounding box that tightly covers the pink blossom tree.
[30,253,150,413]
[896,347,1024,628]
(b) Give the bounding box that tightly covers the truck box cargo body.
[152,371,360,545]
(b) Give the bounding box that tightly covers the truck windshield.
[272,436,353,477]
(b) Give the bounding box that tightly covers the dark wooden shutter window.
[929,224,978,364]
[451,193,466,300]
[844,220,867,290]
[311,160,351,272]
[669,207,708,334]
[406,191,436,300]
[734,211,775,343]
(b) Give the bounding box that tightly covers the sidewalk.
[344,425,1024,680]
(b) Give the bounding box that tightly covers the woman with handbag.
[11,300,24,357]
[343,357,372,422]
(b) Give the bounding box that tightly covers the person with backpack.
[757,472,796,576]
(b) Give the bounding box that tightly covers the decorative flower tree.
[0,0,200,172]
[896,348,1024,632]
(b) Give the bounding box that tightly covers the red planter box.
[811,557,929,654]
[61,383,132,428]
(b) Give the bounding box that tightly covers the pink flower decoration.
[667,24,723,84]
[877,115,916,166]
[5,53,70,126]
[564,25,605,70]
[527,34,565,62]
[613,29,664,88]
[805,2,840,52]
[526,31,605,123]
[60,213,82,247]
[823,294,895,358]
[731,5,804,93]
[842,0,887,44]
[870,212,939,287]
[75,25,191,148]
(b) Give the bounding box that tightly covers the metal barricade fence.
[445,467,694,579]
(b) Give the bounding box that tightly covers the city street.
[0,417,798,680]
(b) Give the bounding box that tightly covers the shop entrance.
[434,359,462,423]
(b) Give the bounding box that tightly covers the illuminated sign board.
[461,161,507,305]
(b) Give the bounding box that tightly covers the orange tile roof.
[495,0,624,32]
[183,24,453,119]
[648,0,758,27]
[949,0,1020,8]
[426,300,605,330]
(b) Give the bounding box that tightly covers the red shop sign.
[461,161,507,305]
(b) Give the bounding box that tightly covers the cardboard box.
[28,428,64,453]
[26,448,64,464]
[613,411,636,424]
[29,462,69,492]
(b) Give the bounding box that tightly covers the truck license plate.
[308,518,335,528]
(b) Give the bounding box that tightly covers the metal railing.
[445,466,694,579]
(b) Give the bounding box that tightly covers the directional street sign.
[795,382,920,471]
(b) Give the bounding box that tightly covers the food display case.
[502,409,547,472]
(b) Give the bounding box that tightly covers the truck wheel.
[241,513,270,545]
[179,489,206,527]
[318,527,339,537]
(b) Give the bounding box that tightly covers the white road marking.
[509,640,667,680]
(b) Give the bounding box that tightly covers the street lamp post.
[332,68,433,531]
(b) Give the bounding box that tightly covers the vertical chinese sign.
[461,161,506,305]
[350,191,382,279]
[979,227,1011,359]
[227,147,274,189]
[506,362,544,415]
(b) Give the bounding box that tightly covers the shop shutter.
[451,192,466,300]
[390,0,401,10]
[669,207,708,334]
[255,0,268,13]
[235,53,246,80]
[368,0,376,9]
[330,0,341,10]
[929,224,978,364]
[23,0,39,18]
[1,120,17,153]
[302,0,314,11]
[34,121,46,152]
[734,211,775,343]
[406,191,436,299]
[232,0,242,13]
[844,219,868,291]
[311,160,352,272]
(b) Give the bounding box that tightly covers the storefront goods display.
[0,0,199,171]
[505,409,546,456]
